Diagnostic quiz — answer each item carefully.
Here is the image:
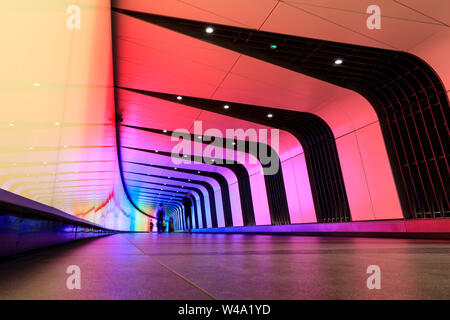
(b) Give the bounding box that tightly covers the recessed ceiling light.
[232,142,236,145]
[183,155,188,158]
[197,136,202,139]
[205,26,214,34]
[163,129,167,133]
[188,179,191,182]
[223,104,229,109]
[9,122,14,127]
[155,150,159,153]
[177,96,183,100]
[55,122,60,126]
[63,145,68,148]
[33,82,40,87]
[197,171,201,173]
[267,113,273,118]
[29,146,33,150]
[334,59,343,65]
[174,167,177,170]
[270,44,277,49]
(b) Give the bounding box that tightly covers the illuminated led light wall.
[0,0,148,231]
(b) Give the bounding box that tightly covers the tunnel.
[0,0,449,302]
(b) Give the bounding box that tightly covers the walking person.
[168,216,174,232]
[149,220,154,233]
[155,203,166,233]
[181,195,192,232]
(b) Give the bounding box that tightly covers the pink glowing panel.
[260,0,442,50]
[214,189,225,227]
[336,132,375,221]
[113,13,239,98]
[228,182,244,227]
[411,30,450,92]
[193,194,204,228]
[291,154,316,223]
[114,0,279,29]
[214,55,341,110]
[248,173,271,225]
[117,89,199,130]
[311,92,378,139]
[356,123,403,220]
[281,158,302,224]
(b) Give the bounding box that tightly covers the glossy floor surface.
[1,233,450,299]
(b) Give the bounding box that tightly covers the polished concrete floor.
[1,233,450,299]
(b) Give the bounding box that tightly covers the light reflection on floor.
[0,233,449,299]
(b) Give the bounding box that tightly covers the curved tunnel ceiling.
[1,1,448,232]
[112,6,449,220]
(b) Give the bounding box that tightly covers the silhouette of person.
[149,220,154,233]
[155,203,166,233]
[168,216,174,232]
[181,195,192,232]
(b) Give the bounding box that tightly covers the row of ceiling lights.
[175,95,274,118]
[9,121,62,127]
[159,130,237,147]
[204,27,344,65]
[6,145,69,152]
